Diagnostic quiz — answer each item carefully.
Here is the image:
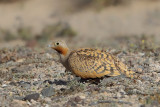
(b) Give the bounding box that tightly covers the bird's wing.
[68,48,134,78]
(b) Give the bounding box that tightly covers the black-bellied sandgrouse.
[49,40,134,79]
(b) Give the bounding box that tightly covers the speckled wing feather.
[68,48,134,78]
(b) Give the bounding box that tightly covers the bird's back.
[67,48,134,78]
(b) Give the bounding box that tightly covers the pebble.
[115,92,121,98]
[33,81,42,86]
[30,99,38,105]
[18,81,31,89]
[41,86,55,97]
[65,100,77,107]
[11,99,28,107]
[138,52,145,56]
[79,95,86,99]
[119,89,126,95]
[89,101,98,106]
[70,96,82,103]
[2,84,8,88]
[52,79,67,85]
[11,65,33,73]
[9,82,17,86]
[23,93,40,101]
[43,80,54,84]
[14,96,25,100]
[44,97,52,103]
[45,53,53,59]
[141,75,152,81]
[137,80,143,86]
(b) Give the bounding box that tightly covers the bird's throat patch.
[53,46,68,56]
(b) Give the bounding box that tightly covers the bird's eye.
[56,42,59,45]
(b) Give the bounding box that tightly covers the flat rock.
[17,81,31,89]
[23,93,40,101]
[11,65,33,73]
[41,86,55,97]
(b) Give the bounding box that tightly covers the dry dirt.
[0,0,160,107]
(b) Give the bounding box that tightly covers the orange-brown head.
[49,40,69,56]
[49,40,71,71]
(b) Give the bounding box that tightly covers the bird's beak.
[48,44,56,49]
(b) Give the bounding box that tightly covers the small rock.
[11,99,28,107]
[27,101,32,106]
[51,96,63,102]
[89,101,98,106]
[137,80,143,86]
[11,65,33,73]
[65,100,77,107]
[141,75,153,81]
[41,86,55,97]
[140,104,145,107]
[79,95,86,99]
[30,99,38,105]
[72,96,82,103]
[33,81,42,86]
[45,53,53,59]
[115,92,121,98]
[9,82,17,86]
[52,79,67,85]
[14,96,25,100]
[149,64,160,72]
[138,52,145,56]
[17,81,31,89]
[2,84,8,88]
[44,98,52,102]
[43,80,54,84]
[151,100,159,106]
[23,93,40,101]
[45,104,50,107]
[119,89,126,97]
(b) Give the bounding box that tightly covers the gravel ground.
[0,35,160,107]
[0,0,160,107]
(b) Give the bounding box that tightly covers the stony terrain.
[0,0,160,107]
[0,35,160,107]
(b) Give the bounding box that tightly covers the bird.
[49,40,135,79]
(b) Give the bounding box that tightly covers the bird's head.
[49,40,69,56]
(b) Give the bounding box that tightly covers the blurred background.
[0,0,160,50]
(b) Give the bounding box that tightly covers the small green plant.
[67,79,86,92]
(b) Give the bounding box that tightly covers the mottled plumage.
[49,40,134,79]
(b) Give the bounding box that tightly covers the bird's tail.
[111,55,135,78]
[118,61,135,78]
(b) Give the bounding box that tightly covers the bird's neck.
[53,45,70,64]
[58,47,70,63]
